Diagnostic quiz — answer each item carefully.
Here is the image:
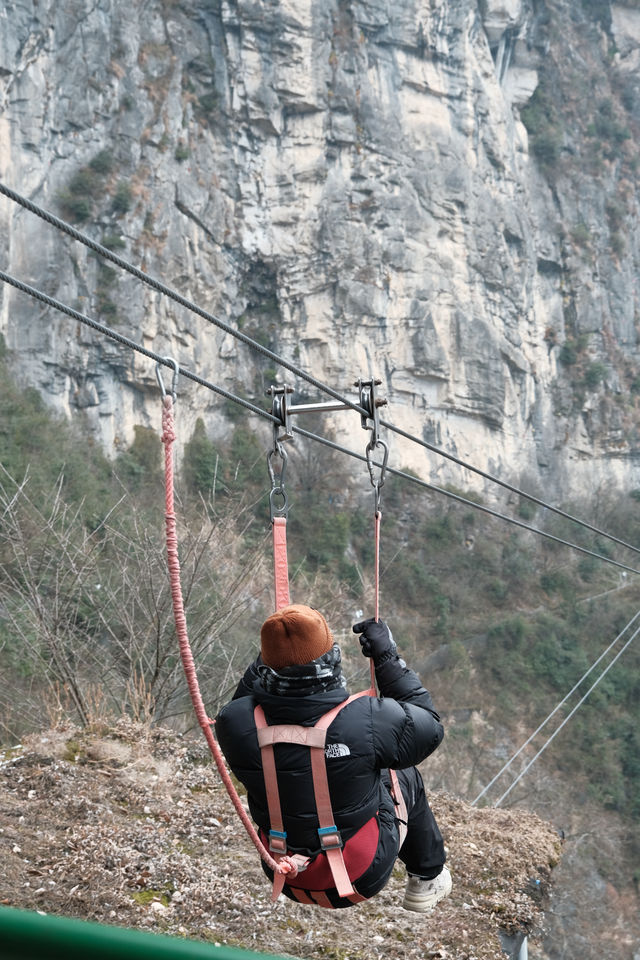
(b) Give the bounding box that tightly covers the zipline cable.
[3,269,640,577]
[379,416,640,558]
[2,181,640,560]
[0,269,278,424]
[492,618,640,807]
[292,427,640,576]
[471,607,640,806]
[0,182,369,421]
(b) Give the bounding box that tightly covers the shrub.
[571,222,591,246]
[290,505,351,569]
[520,86,563,169]
[518,497,537,521]
[577,555,598,580]
[89,150,114,175]
[96,294,118,320]
[112,180,132,215]
[502,536,534,582]
[59,192,91,222]
[58,155,112,223]
[114,426,161,488]
[486,578,508,605]
[422,513,457,545]
[584,362,607,389]
[580,0,612,28]
[531,129,562,166]
[591,100,631,145]
[559,340,578,366]
[540,569,570,594]
[198,92,218,113]
[611,231,626,258]
[228,426,265,495]
[183,418,219,498]
[102,232,126,251]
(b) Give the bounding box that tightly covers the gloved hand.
[352,618,397,662]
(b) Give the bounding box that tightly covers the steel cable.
[492,619,640,807]
[2,181,640,560]
[3,268,640,577]
[0,269,277,424]
[471,607,640,806]
[0,182,368,419]
[292,427,640,577]
[379,416,640,558]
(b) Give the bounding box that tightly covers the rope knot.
[161,396,176,445]
[277,856,299,880]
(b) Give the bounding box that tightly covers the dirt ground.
[0,720,562,960]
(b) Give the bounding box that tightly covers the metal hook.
[366,438,389,515]
[358,376,388,514]
[267,441,288,489]
[267,441,288,520]
[155,357,180,403]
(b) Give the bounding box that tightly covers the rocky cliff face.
[2,0,640,502]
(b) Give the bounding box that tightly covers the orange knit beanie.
[260,604,334,670]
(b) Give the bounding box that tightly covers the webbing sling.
[254,692,370,903]
[272,516,290,610]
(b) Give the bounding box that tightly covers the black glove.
[352,618,397,662]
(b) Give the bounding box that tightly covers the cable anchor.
[155,356,180,403]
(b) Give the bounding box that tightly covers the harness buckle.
[318,825,343,851]
[268,829,288,854]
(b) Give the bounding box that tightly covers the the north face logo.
[325,743,350,759]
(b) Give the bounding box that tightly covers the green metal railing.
[0,906,296,960]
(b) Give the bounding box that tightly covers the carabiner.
[267,441,288,489]
[366,437,389,515]
[267,441,288,520]
[155,357,180,404]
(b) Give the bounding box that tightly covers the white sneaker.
[402,866,452,913]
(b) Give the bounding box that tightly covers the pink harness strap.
[254,692,369,901]
[258,725,327,749]
[289,888,314,905]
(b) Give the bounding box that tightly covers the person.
[215,603,451,912]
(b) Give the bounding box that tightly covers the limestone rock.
[1,0,640,503]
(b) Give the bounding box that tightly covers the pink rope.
[370,511,381,693]
[374,511,381,623]
[160,396,295,880]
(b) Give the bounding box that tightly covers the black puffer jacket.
[215,651,443,902]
